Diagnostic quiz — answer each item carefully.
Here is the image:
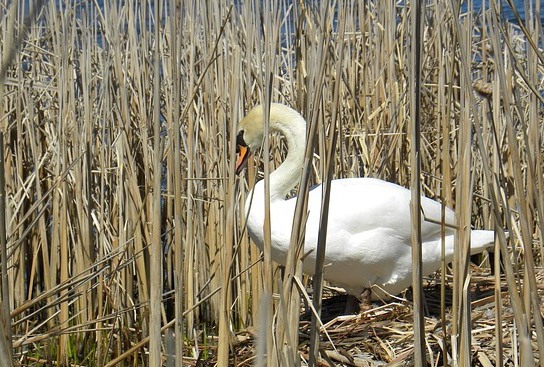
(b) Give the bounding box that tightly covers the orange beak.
[235,144,250,174]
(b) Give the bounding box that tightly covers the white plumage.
[236,103,495,299]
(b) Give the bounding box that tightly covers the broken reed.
[0,0,542,365]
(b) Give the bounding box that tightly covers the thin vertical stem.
[169,0,185,364]
[309,2,345,364]
[0,133,12,366]
[149,0,164,365]
[410,0,425,364]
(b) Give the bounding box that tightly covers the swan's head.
[235,103,305,174]
[235,105,265,174]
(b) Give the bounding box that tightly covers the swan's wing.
[305,177,455,243]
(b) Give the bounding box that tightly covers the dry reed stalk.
[308,3,348,364]
[183,2,197,347]
[148,0,163,364]
[164,0,185,364]
[451,2,476,365]
[243,1,278,365]
[434,5,454,366]
[409,0,426,364]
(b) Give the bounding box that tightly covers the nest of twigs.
[220,266,544,367]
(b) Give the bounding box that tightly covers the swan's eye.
[236,130,247,148]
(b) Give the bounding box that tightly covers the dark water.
[468,0,544,23]
[23,0,544,24]
[20,0,544,51]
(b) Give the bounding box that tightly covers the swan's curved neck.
[263,104,307,200]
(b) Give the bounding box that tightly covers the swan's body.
[236,103,495,299]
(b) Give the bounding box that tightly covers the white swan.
[235,103,495,301]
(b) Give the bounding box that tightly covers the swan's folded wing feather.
[305,178,456,243]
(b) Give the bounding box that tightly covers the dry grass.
[0,0,542,366]
[231,269,544,367]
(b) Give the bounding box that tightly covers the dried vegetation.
[0,0,542,366]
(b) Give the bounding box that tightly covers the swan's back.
[306,177,455,240]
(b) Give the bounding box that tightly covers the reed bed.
[0,0,542,366]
